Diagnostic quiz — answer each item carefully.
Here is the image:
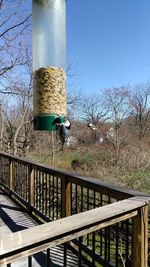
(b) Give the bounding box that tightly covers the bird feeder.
[33,0,67,131]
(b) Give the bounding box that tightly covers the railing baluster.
[28,255,32,267]
[76,184,78,214]
[100,194,103,256]
[29,164,34,209]
[49,174,51,219]
[59,178,62,218]
[115,223,119,267]
[125,219,130,266]
[107,226,111,263]
[56,177,59,219]
[105,227,108,263]
[47,248,50,267]
[9,158,13,193]
[40,170,42,211]
[64,243,67,267]
[92,232,95,266]
[81,186,83,212]
[70,182,72,215]
[92,190,96,266]
[42,171,44,214]
[87,188,90,246]
[26,165,28,201]
[45,173,48,216]
[78,237,82,267]
[52,175,54,219]
[36,169,38,209]
[107,196,111,262]
[37,169,39,209]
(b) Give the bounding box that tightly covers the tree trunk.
[13,105,29,155]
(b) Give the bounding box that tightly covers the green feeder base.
[34,114,65,131]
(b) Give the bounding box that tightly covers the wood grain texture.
[132,205,148,267]
[0,197,148,266]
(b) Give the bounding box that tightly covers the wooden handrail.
[0,151,149,200]
[0,197,149,267]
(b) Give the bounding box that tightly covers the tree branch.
[0,14,31,38]
[0,0,3,9]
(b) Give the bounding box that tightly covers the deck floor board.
[0,191,87,267]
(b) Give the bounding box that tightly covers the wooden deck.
[0,190,87,267]
[0,152,149,267]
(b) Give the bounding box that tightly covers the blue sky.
[66,0,150,94]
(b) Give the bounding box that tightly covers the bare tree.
[66,63,83,119]
[0,1,32,154]
[12,49,33,155]
[129,85,150,140]
[0,0,31,94]
[4,86,32,155]
[104,87,129,166]
[0,45,33,155]
[78,93,110,144]
[80,94,109,126]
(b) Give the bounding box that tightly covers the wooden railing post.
[9,158,13,193]
[62,176,71,218]
[28,164,35,209]
[132,205,148,267]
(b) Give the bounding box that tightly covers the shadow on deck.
[0,190,87,267]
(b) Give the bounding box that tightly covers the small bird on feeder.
[53,117,71,150]
[87,123,97,131]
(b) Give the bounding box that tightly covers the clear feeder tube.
[33,0,67,130]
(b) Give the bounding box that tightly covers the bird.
[53,117,71,150]
[87,123,97,131]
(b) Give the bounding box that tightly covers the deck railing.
[0,152,150,267]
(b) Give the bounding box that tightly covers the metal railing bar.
[46,248,50,267]
[28,255,32,267]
